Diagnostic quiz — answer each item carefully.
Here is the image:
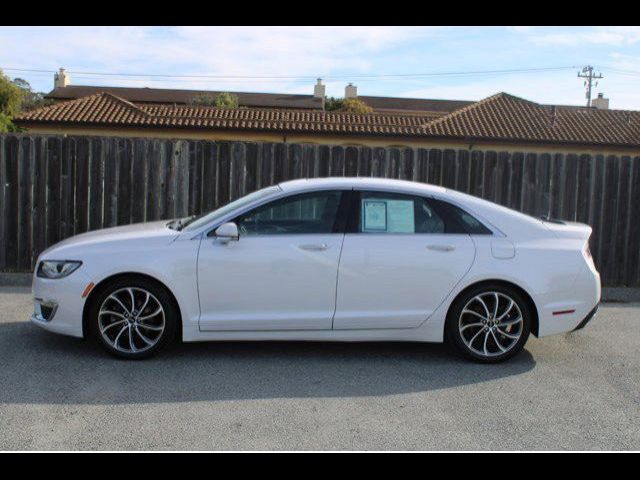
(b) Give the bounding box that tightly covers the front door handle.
[427,244,456,252]
[298,243,329,251]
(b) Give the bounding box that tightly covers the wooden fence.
[1,133,639,286]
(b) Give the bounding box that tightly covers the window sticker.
[362,200,387,232]
[386,200,415,233]
[362,198,415,233]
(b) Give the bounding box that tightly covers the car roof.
[278,177,447,194]
[278,177,550,240]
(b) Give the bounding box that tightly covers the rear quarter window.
[430,199,493,235]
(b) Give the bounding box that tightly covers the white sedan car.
[31,177,600,362]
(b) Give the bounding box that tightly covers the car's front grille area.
[34,299,58,322]
[40,304,55,320]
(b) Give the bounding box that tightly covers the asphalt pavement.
[0,286,638,450]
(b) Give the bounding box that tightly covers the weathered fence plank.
[17,137,33,270]
[0,133,638,287]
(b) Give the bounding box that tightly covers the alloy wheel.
[458,291,524,358]
[98,287,166,354]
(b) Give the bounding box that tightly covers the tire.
[88,276,178,359]
[445,283,531,363]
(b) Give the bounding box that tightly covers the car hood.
[40,221,180,258]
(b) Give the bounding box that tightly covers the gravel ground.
[0,286,638,451]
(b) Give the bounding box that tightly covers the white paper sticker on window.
[362,200,387,232]
[386,200,415,233]
[362,198,415,233]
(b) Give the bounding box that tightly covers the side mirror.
[214,222,239,242]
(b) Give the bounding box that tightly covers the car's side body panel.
[197,233,345,331]
[334,233,475,329]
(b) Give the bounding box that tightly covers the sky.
[1,26,639,109]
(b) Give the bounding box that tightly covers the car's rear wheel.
[89,277,177,359]
[446,284,531,363]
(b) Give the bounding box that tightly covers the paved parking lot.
[0,286,638,451]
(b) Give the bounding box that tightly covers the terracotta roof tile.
[423,92,640,146]
[15,91,640,147]
[46,85,323,110]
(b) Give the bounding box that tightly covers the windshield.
[181,185,282,232]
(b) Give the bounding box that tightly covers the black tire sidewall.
[89,277,178,359]
[446,284,531,363]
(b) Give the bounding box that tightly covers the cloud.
[0,26,442,94]
[526,26,640,46]
[1,26,639,110]
[400,70,640,110]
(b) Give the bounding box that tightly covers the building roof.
[423,92,640,147]
[46,85,323,110]
[16,91,640,148]
[46,85,474,115]
[19,92,438,135]
[357,95,473,114]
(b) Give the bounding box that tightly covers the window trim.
[203,187,354,238]
[224,189,352,237]
[347,190,494,236]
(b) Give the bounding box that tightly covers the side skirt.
[182,322,443,343]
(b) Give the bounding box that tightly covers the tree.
[324,97,343,111]
[0,69,24,132]
[324,96,373,114]
[191,92,239,108]
[340,98,373,114]
[12,78,53,111]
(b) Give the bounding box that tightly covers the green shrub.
[325,97,373,114]
[191,92,239,108]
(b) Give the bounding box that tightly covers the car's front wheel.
[89,277,178,359]
[446,284,532,363]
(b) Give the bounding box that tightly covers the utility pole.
[577,66,603,107]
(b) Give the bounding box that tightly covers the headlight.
[37,260,82,279]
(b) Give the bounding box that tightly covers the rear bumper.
[572,304,599,331]
[536,266,600,337]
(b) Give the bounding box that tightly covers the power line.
[1,65,580,81]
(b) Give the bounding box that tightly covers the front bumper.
[30,269,92,338]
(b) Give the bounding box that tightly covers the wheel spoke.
[499,316,522,328]
[134,326,154,346]
[139,292,151,315]
[467,327,486,347]
[497,299,515,321]
[100,319,126,334]
[138,307,162,321]
[460,322,484,332]
[493,293,500,318]
[137,322,163,331]
[108,295,131,315]
[99,310,125,318]
[128,324,137,352]
[113,324,128,349]
[490,330,507,352]
[474,296,491,318]
[462,309,487,321]
[496,327,520,340]
[127,288,136,312]
[482,331,489,355]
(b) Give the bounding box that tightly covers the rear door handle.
[427,244,456,252]
[299,243,329,251]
